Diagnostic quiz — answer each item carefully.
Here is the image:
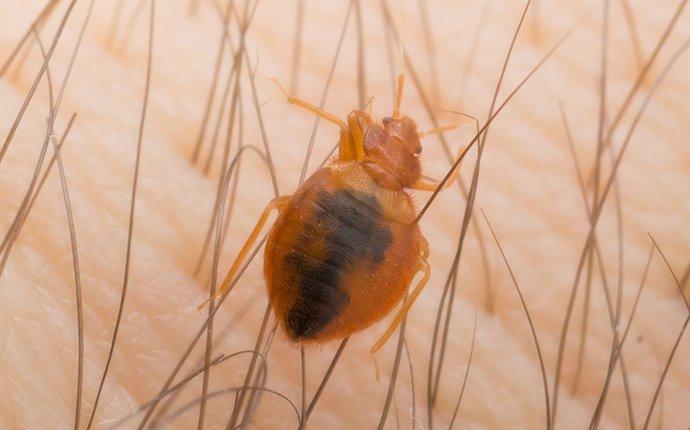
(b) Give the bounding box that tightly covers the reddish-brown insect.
[207,74,463,352]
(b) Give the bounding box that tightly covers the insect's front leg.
[370,237,430,353]
[198,195,292,309]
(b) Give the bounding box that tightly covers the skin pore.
[1,0,689,428]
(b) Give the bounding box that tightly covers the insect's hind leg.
[370,238,430,353]
[198,195,291,309]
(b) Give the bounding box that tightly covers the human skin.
[1,0,689,428]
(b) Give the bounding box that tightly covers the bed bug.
[207,74,464,353]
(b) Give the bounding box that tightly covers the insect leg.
[198,195,292,309]
[286,95,347,129]
[370,238,430,353]
[273,79,361,160]
[273,79,347,129]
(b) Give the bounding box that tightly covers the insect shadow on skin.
[199,72,466,354]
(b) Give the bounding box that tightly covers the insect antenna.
[390,34,407,119]
[418,123,461,138]
[419,110,478,138]
[365,96,375,115]
[392,72,404,119]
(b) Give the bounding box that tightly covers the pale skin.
[1,0,689,429]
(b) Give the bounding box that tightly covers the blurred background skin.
[0,0,689,428]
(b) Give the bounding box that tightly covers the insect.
[207,74,464,353]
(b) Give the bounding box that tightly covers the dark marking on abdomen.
[284,189,393,339]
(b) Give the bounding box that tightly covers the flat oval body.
[264,161,421,343]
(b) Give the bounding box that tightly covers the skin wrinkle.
[0,0,689,428]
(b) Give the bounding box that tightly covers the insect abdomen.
[264,167,421,342]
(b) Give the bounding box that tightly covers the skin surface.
[1,0,689,428]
